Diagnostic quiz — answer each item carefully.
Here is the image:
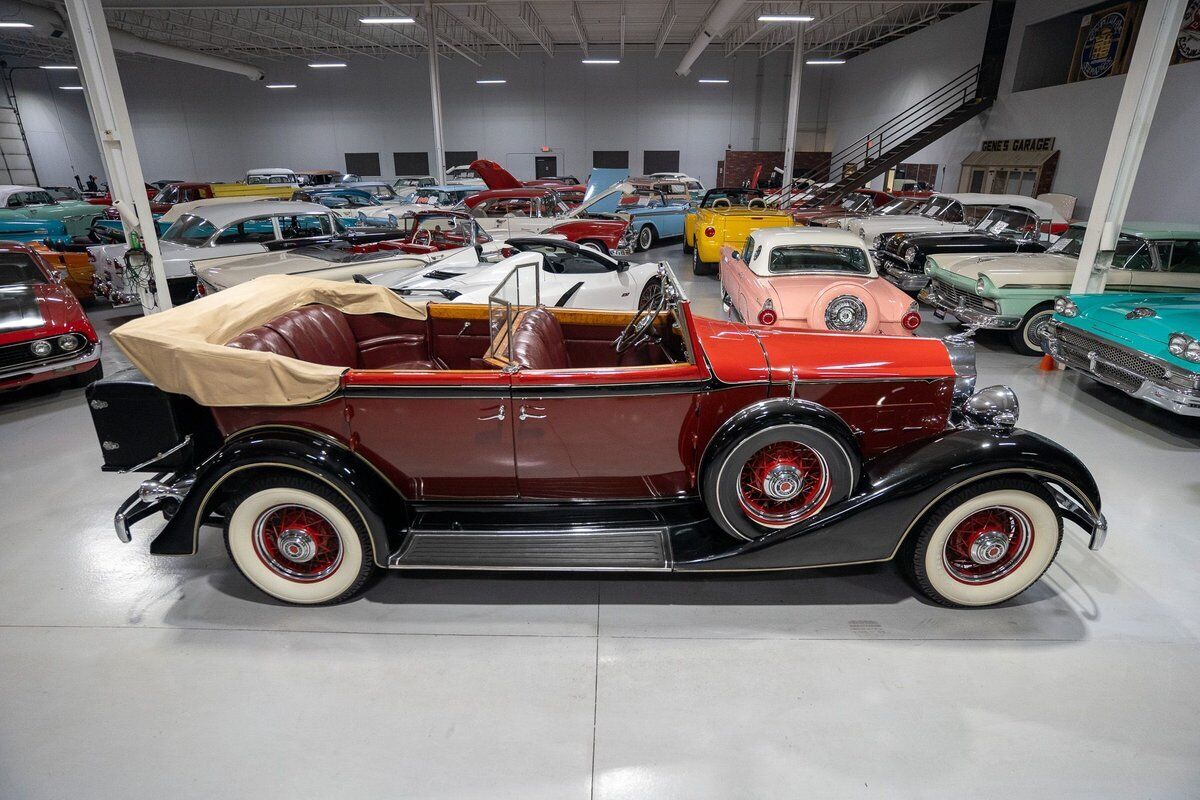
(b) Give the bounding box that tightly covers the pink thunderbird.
[720,227,921,335]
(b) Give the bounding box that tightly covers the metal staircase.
[0,71,38,185]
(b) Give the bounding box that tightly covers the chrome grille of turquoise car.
[931,278,989,313]
[1057,326,1166,384]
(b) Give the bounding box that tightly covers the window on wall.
[593,151,629,169]
[444,150,478,169]
[345,152,381,177]
[393,151,430,176]
[643,150,680,175]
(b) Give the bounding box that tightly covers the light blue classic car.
[1042,291,1200,416]
[587,186,691,251]
[0,219,72,246]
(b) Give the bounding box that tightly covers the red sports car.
[1,243,102,392]
[88,266,1104,609]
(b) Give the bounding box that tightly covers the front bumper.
[878,255,930,291]
[1042,323,1200,417]
[918,281,1021,330]
[114,471,196,543]
[0,342,100,391]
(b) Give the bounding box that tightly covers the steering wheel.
[614,280,667,353]
[412,228,432,246]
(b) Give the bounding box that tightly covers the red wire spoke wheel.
[736,441,832,528]
[940,505,1033,585]
[252,503,345,582]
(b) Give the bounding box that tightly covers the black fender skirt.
[675,427,1102,571]
[148,428,407,566]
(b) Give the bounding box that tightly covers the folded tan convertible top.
[111,274,426,407]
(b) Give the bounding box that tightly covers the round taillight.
[758,308,777,325]
[902,311,921,331]
[704,226,716,238]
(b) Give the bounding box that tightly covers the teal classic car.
[0,185,100,237]
[1042,292,1200,416]
[0,218,71,246]
[920,223,1200,355]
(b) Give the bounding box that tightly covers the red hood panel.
[470,159,523,190]
[0,283,95,346]
[755,326,953,382]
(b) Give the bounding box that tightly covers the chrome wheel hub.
[762,465,804,501]
[825,295,868,332]
[276,529,317,563]
[968,530,1010,565]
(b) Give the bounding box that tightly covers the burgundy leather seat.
[227,305,438,370]
[509,308,570,370]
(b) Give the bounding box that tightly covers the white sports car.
[365,237,666,311]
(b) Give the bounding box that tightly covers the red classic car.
[464,187,631,253]
[1,242,102,392]
[85,183,158,206]
[88,265,1104,609]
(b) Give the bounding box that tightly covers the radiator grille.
[0,335,86,372]
[931,278,989,312]
[1057,326,1166,385]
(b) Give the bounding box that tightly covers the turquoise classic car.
[920,222,1200,355]
[0,218,71,246]
[0,185,100,237]
[1042,292,1200,417]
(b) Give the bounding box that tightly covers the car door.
[344,367,517,499]
[1103,236,1153,291]
[510,343,710,500]
[543,248,639,309]
[1138,240,1200,293]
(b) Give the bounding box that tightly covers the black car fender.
[148,427,408,567]
[680,427,1102,571]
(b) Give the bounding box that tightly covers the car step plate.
[389,528,670,570]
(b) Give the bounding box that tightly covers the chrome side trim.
[118,435,193,474]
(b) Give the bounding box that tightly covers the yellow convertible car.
[684,187,793,275]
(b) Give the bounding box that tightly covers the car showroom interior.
[0,0,1197,796]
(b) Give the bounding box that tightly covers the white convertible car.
[850,193,1066,247]
[365,237,666,311]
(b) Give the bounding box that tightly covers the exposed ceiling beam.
[517,1,555,56]
[654,0,677,57]
[570,2,589,57]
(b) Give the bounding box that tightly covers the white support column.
[426,0,447,185]
[63,0,171,312]
[1070,0,1187,294]
[781,22,805,194]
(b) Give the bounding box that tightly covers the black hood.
[885,230,1046,257]
[0,286,45,334]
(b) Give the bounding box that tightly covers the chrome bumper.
[0,342,100,383]
[1042,328,1200,417]
[881,261,931,291]
[1045,483,1107,551]
[918,284,1021,330]
[114,472,196,543]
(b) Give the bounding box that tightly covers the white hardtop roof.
[749,226,868,249]
[0,185,47,199]
[174,200,330,225]
[246,168,295,174]
[936,193,1063,222]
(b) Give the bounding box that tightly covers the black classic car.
[877,205,1054,291]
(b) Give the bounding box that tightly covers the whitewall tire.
[1009,305,1055,356]
[224,474,376,605]
[636,225,655,251]
[903,478,1062,607]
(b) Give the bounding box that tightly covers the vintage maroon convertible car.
[86,265,1105,608]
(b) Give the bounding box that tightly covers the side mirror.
[615,261,630,273]
[731,250,741,261]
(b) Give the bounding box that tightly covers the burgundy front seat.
[508,308,570,370]
[227,304,438,370]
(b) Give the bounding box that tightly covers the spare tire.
[808,283,880,334]
[703,421,857,541]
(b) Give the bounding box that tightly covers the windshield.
[412,189,449,204]
[768,245,871,274]
[877,198,919,215]
[702,189,763,207]
[0,253,47,285]
[920,197,955,218]
[840,194,873,212]
[412,216,488,245]
[974,207,1039,238]
[162,214,217,245]
[152,185,179,204]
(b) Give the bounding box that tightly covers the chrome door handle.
[477,405,506,421]
[518,405,546,421]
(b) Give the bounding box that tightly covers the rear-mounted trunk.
[86,367,220,472]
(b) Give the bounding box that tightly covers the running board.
[389,527,670,570]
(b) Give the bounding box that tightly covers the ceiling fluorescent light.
[698,79,729,84]
[265,83,297,89]
[308,62,346,68]
[806,59,845,65]
[476,79,507,84]
[40,65,78,70]
[59,85,84,90]
[360,17,415,24]
[0,22,33,28]
[581,59,620,64]
[758,15,815,22]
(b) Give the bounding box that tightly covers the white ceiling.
[0,1,981,68]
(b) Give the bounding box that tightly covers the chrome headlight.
[904,245,919,264]
[1167,333,1189,357]
[975,277,987,296]
[1054,296,1079,317]
[873,234,885,249]
[30,340,53,357]
[963,385,1020,429]
[57,335,80,352]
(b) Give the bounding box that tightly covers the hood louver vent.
[422,270,466,280]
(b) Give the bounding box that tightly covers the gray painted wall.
[16,47,829,189]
